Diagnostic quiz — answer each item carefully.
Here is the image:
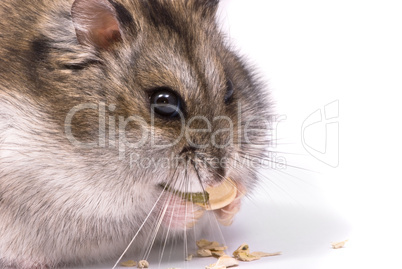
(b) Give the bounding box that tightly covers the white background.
[215,0,402,268]
[87,1,402,268]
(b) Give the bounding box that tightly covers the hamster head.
[29,0,272,194]
[0,0,272,267]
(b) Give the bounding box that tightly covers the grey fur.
[0,0,271,268]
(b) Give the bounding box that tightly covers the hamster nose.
[212,166,226,183]
[179,146,227,183]
[180,146,197,155]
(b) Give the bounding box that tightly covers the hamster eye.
[224,79,234,104]
[150,88,182,118]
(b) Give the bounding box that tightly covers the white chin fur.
[0,93,216,267]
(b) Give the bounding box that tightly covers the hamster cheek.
[159,195,205,231]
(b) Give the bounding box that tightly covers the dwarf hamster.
[0,0,271,268]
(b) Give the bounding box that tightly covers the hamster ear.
[71,0,123,50]
[206,0,220,8]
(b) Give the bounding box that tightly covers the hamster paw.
[214,188,244,226]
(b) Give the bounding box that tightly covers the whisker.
[157,193,174,262]
[143,194,169,261]
[190,159,228,250]
[157,164,187,265]
[233,150,319,190]
[155,192,177,264]
[191,160,208,208]
[183,162,190,262]
[235,150,314,172]
[142,166,181,262]
[229,156,302,204]
[111,187,167,269]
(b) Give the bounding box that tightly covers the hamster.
[0,0,271,268]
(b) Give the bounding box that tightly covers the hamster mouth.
[159,183,210,205]
[158,178,243,229]
[159,178,238,211]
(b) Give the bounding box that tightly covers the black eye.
[224,79,234,104]
[150,88,182,118]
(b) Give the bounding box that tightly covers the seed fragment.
[233,243,281,262]
[137,260,149,268]
[206,255,239,269]
[251,251,282,258]
[232,243,250,258]
[197,178,237,210]
[197,239,213,249]
[198,248,213,257]
[205,265,226,269]
[234,252,260,262]
[197,239,229,258]
[197,240,227,251]
[211,250,226,257]
[218,255,239,267]
[162,178,237,211]
[121,260,137,267]
[186,254,193,261]
[331,240,348,249]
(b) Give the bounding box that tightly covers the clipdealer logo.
[301,100,339,168]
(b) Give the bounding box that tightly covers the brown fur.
[0,0,271,268]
